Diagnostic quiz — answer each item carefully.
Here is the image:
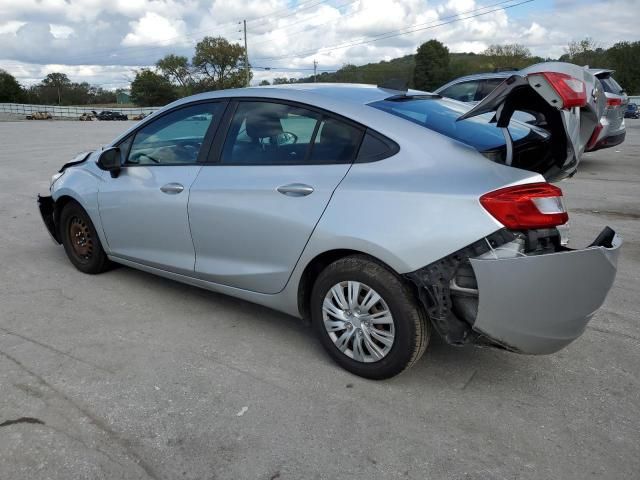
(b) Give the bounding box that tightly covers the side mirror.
[97,147,122,178]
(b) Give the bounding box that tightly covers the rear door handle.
[276,183,314,197]
[160,183,184,194]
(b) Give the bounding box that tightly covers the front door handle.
[276,183,314,197]
[160,183,184,194]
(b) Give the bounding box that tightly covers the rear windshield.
[600,76,624,94]
[369,97,531,151]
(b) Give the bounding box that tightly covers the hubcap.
[322,281,395,363]
[68,217,93,260]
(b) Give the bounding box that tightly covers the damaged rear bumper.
[407,227,622,355]
[37,195,60,244]
[471,228,621,354]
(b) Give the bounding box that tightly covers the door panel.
[97,101,224,273]
[99,166,202,273]
[188,100,363,294]
[188,164,350,293]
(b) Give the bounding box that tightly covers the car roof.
[169,83,425,108]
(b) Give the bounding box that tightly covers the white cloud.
[49,23,74,39]
[0,0,639,88]
[0,20,25,35]
[122,12,187,46]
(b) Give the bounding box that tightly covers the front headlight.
[50,171,64,188]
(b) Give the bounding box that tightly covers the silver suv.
[436,66,628,151]
[587,69,628,151]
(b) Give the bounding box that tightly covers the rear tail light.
[530,71,587,108]
[606,97,622,108]
[480,183,568,229]
[587,122,604,150]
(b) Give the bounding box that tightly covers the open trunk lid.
[457,62,605,181]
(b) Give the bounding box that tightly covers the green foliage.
[413,40,450,91]
[21,72,116,105]
[193,36,249,89]
[606,41,640,95]
[156,54,194,95]
[259,80,271,86]
[130,69,177,107]
[482,43,534,70]
[0,69,24,102]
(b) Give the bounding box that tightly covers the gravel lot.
[1,119,639,480]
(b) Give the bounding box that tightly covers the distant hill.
[284,52,547,88]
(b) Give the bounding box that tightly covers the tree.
[0,69,23,102]
[607,41,640,95]
[564,38,599,60]
[156,54,194,94]
[130,69,177,107]
[259,80,270,86]
[483,43,532,69]
[192,36,248,90]
[42,72,71,105]
[413,40,450,91]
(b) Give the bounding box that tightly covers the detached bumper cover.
[37,195,60,244]
[470,228,622,354]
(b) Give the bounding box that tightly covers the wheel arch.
[296,248,416,321]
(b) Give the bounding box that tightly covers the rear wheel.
[60,201,111,274]
[311,255,429,379]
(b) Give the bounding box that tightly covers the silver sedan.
[39,63,621,379]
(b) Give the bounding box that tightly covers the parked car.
[38,64,620,379]
[625,103,639,119]
[435,66,628,151]
[434,71,540,124]
[93,110,128,121]
[26,111,52,120]
[586,69,628,150]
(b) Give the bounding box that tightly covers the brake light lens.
[587,122,604,150]
[480,183,568,229]
[606,97,622,108]
[530,71,587,108]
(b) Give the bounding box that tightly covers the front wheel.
[311,255,429,379]
[60,201,111,274]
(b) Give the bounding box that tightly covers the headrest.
[246,108,283,140]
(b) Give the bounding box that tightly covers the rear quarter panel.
[299,120,545,274]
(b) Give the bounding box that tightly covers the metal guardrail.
[0,103,161,119]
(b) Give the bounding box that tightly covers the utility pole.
[243,19,249,87]
[313,59,317,82]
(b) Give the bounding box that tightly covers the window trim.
[114,99,230,168]
[205,97,368,166]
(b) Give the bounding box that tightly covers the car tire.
[60,201,111,274]
[311,255,429,379]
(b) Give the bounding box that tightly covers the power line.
[254,0,534,61]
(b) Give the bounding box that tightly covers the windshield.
[369,97,532,151]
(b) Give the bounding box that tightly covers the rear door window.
[475,78,505,101]
[439,81,480,102]
[220,101,363,165]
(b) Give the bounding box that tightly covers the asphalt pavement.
[0,119,638,479]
